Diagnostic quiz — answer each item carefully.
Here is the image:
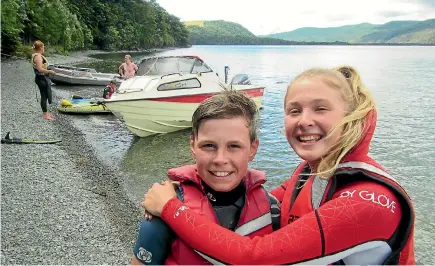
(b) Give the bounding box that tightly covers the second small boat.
[49,64,122,86]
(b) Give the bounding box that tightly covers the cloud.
[324,13,357,23]
[156,0,435,35]
[378,11,412,18]
[413,0,435,7]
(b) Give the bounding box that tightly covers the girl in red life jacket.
[103,80,117,99]
[142,66,416,265]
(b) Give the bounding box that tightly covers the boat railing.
[117,88,143,94]
[160,73,182,79]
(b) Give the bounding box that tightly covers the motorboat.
[49,64,122,86]
[103,55,265,138]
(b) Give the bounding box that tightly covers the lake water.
[54,45,435,263]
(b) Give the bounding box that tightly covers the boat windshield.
[137,56,213,76]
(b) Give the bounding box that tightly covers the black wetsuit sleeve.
[133,218,174,265]
[133,184,183,265]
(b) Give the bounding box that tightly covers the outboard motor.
[230,74,252,85]
[224,66,230,84]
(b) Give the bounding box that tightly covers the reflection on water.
[119,129,195,203]
[54,45,435,263]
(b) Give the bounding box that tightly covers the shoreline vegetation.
[2,1,434,60]
[1,41,432,62]
[1,0,189,58]
[0,47,176,63]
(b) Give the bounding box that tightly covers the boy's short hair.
[110,79,117,84]
[191,90,259,143]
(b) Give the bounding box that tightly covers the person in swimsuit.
[31,40,56,120]
[118,54,138,79]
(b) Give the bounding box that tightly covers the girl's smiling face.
[284,77,347,164]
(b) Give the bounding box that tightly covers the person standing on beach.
[31,40,56,120]
[118,54,138,79]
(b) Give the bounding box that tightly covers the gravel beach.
[1,53,142,264]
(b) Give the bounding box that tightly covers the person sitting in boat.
[118,54,138,79]
[130,91,280,265]
[103,79,117,99]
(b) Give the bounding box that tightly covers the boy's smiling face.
[190,117,259,192]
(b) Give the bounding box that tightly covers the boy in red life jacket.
[103,79,117,99]
[130,91,280,265]
[142,66,416,265]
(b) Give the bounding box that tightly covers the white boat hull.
[103,55,265,137]
[105,91,263,137]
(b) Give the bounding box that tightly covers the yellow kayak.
[57,97,111,114]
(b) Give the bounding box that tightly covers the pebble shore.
[1,52,142,264]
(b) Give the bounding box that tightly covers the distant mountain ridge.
[184,19,435,45]
[184,20,311,45]
[263,19,435,44]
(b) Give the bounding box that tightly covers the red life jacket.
[103,84,116,99]
[280,110,415,265]
[164,164,277,265]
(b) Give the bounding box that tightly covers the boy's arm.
[131,217,174,265]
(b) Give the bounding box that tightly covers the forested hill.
[1,0,189,56]
[183,20,340,45]
[186,19,435,45]
[264,19,435,44]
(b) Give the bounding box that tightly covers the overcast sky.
[156,0,435,35]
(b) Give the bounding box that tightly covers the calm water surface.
[54,45,435,263]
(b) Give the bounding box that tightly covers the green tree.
[1,0,23,54]
[1,0,191,55]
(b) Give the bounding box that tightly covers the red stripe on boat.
[148,88,264,103]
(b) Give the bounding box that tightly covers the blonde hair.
[285,66,375,178]
[125,54,132,61]
[32,40,44,51]
[192,90,259,143]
